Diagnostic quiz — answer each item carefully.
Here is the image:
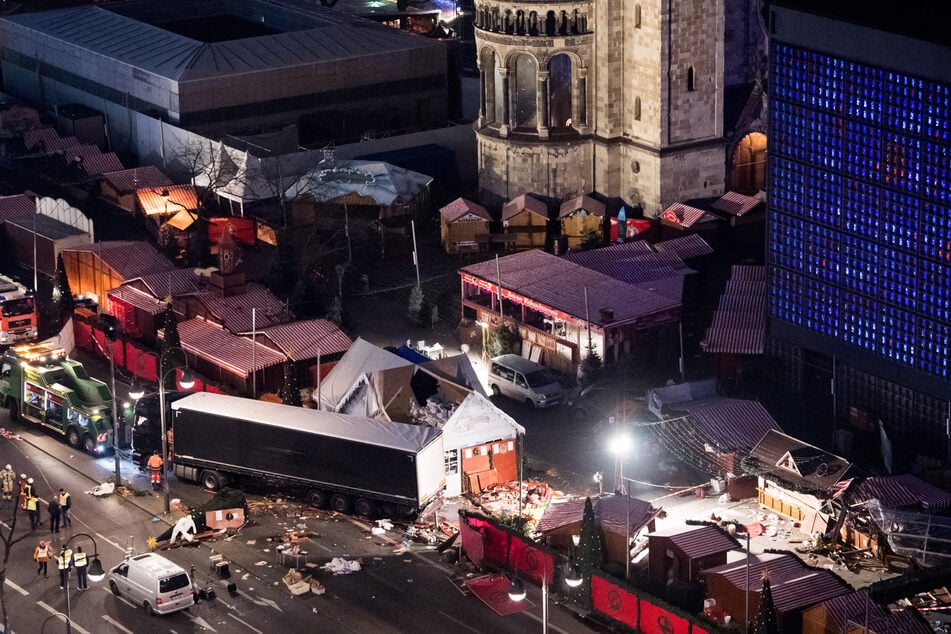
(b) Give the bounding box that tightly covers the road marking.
[188,614,217,631]
[93,530,126,553]
[521,611,571,634]
[438,610,480,633]
[227,612,263,633]
[101,615,135,633]
[37,601,92,634]
[103,585,140,609]
[237,589,283,612]
[4,578,29,596]
[368,571,406,594]
[312,541,333,553]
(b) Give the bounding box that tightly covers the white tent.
[315,337,412,411]
[285,159,432,205]
[440,392,525,497]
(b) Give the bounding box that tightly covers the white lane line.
[521,610,571,634]
[368,571,406,594]
[237,589,283,612]
[227,612,264,633]
[188,614,218,631]
[37,601,93,634]
[93,530,126,553]
[4,578,29,596]
[104,586,139,609]
[313,541,333,554]
[438,610,481,633]
[101,614,135,633]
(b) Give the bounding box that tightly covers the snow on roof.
[440,392,524,451]
[285,160,432,206]
[315,338,413,410]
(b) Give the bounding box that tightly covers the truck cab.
[130,391,190,469]
[0,343,112,454]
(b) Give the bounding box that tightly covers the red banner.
[460,517,486,566]
[640,599,690,634]
[592,575,638,630]
[509,540,553,586]
[73,320,92,349]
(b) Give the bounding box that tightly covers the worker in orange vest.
[147,451,164,491]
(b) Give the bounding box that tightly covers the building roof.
[3,3,443,83]
[647,524,741,560]
[653,234,715,260]
[100,166,173,194]
[164,319,286,378]
[536,493,659,535]
[660,203,719,228]
[136,184,199,215]
[845,474,951,512]
[5,213,88,241]
[807,589,934,634]
[439,197,491,222]
[460,250,681,328]
[701,265,767,355]
[21,127,80,154]
[65,145,124,176]
[702,552,852,614]
[260,319,352,361]
[192,282,288,335]
[0,193,35,223]
[561,240,695,302]
[129,268,204,299]
[501,193,547,221]
[559,194,606,218]
[745,429,852,494]
[441,392,525,451]
[711,191,763,217]
[108,286,168,316]
[285,159,432,207]
[656,398,782,456]
[63,241,176,280]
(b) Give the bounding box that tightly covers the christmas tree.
[753,570,779,634]
[281,359,302,407]
[160,301,186,390]
[571,497,604,609]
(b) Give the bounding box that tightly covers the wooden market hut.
[646,524,740,592]
[501,193,548,251]
[439,197,491,253]
[535,493,660,568]
[559,194,606,249]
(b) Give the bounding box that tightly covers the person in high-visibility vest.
[20,475,33,510]
[57,545,73,590]
[25,495,40,531]
[58,488,72,527]
[1,464,15,501]
[73,546,88,590]
[147,451,164,491]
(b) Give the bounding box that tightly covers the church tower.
[473,0,766,215]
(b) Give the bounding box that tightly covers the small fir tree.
[408,284,425,324]
[753,571,779,634]
[486,324,519,357]
[160,301,186,390]
[50,253,75,331]
[327,294,343,326]
[571,497,604,609]
[281,359,302,407]
[578,348,603,386]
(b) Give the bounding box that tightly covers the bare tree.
[0,497,30,632]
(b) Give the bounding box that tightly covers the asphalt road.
[0,409,602,634]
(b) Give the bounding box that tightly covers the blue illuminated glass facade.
[768,44,951,380]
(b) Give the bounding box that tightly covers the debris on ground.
[323,557,362,574]
[88,482,115,497]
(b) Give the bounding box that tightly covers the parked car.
[488,354,563,408]
[109,553,193,616]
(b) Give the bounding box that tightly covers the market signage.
[460,273,578,325]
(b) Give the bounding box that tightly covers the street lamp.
[609,432,632,580]
[509,551,583,633]
[60,533,105,634]
[726,522,752,630]
[129,347,194,514]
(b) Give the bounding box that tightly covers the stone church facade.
[473,0,768,215]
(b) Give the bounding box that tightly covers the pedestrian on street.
[34,540,52,577]
[73,546,88,590]
[48,495,61,533]
[57,545,72,589]
[26,494,40,531]
[147,451,164,492]
[1,464,15,501]
[58,488,72,527]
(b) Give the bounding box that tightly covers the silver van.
[109,553,193,616]
[489,354,563,408]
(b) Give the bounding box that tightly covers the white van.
[489,354,563,408]
[109,553,193,616]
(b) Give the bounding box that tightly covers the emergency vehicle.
[0,342,113,453]
[0,274,37,346]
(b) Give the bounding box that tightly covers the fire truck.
[0,342,113,454]
[0,274,38,347]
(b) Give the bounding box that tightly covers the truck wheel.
[354,497,376,518]
[379,503,397,518]
[66,428,81,448]
[82,434,96,454]
[200,470,227,491]
[330,493,351,514]
[7,399,18,422]
[306,489,329,509]
[490,384,500,397]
